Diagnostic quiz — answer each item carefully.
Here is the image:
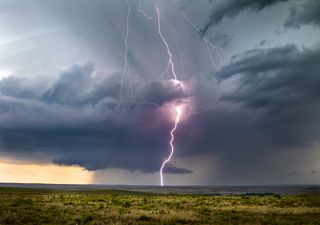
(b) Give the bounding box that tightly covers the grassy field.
[0,187,320,225]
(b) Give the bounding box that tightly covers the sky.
[0,0,320,185]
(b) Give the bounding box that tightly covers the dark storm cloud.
[201,0,290,35]
[284,0,320,28]
[138,81,186,105]
[3,43,318,176]
[214,44,320,148]
[0,63,190,173]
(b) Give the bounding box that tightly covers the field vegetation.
[0,187,320,224]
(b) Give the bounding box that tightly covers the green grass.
[0,187,320,224]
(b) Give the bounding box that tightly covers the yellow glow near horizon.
[0,160,94,184]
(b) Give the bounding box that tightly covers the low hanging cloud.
[0,63,190,173]
[163,165,193,174]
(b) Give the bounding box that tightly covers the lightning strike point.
[160,105,182,186]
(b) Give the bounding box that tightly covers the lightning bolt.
[164,17,206,79]
[120,0,131,100]
[155,6,178,81]
[160,106,182,186]
[102,17,126,57]
[181,11,230,69]
[138,0,153,20]
[205,41,218,70]
[155,5,185,186]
